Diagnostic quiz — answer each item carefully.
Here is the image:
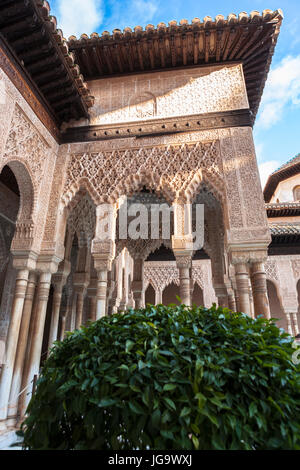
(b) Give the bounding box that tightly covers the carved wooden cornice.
[0,36,60,141]
[61,109,252,143]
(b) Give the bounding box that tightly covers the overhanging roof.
[68,9,283,123]
[264,154,300,202]
[0,0,94,126]
[266,202,300,217]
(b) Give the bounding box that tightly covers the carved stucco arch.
[65,190,96,246]
[62,178,102,209]
[109,172,175,206]
[0,160,35,225]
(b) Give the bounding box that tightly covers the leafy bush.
[20,304,300,450]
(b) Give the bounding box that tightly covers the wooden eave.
[0,0,94,126]
[68,9,283,123]
[264,158,300,203]
[266,202,300,217]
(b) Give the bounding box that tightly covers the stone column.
[87,278,97,322]
[214,285,229,309]
[155,288,162,305]
[91,204,116,319]
[59,310,67,341]
[285,312,294,336]
[228,289,236,312]
[248,279,255,319]
[132,258,144,310]
[0,250,37,425]
[47,260,71,353]
[7,272,37,422]
[73,273,89,329]
[172,201,194,306]
[250,261,271,319]
[18,255,60,419]
[292,312,299,336]
[234,263,251,315]
[175,256,192,306]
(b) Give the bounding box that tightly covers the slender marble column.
[214,286,229,309]
[7,272,37,421]
[18,272,52,418]
[59,312,67,341]
[0,268,29,422]
[292,312,299,336]
[228,289,236,312]
[234,263,251,315]
[285,312,293,336]
[155,289,162,305]
[47,284,63,354]
[75,288,85,329]
[96,270,108,319]
[89,295,97,321]
[250,262,271,319]
[179,266,191,305]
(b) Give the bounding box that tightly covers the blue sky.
[50,0,300,188]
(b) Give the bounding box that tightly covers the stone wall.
[79,64,249,126]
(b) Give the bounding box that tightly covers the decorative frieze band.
[61,109,252,143]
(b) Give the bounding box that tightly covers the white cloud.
[132,0,158,19]
[104,0,160,32]
[257,55,300,129]
[53,0,103,38]
[259,160,280,189]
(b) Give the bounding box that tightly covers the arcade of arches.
[0,6,298,432]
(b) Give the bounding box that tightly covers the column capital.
[36,253,62,274]
[11,250,38,271]
[175,255,192,270]
[228,244,269,266]
[52,260,71,288]
[73,272,90,290]
[92,238,115,272]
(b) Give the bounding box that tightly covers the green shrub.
[20,304,300,450]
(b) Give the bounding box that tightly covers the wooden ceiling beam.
[26,52,59,73]
[243,39,273,65]
[47,84,76,101]
[113,43,124,73]
[39,76,70,94]
[136,41,144,70]
[125,42,134,72]
[170,35,176,67]
[17,40,53,61]
[235,26,263,59]
[9,26,45,50]
[91,46,103,75]
[81,48,94,77]
[0,0,29,20]
[159,36,166,68]
[228,27,249,60]
[52,94,79,108]
[204,31,210,63]
[0,13,38,32]
[148,39,155,69]
[242,27,275,60]
[193,32,199,64]
[103,45,114,74]
[32,64,67,84]
[222,28,236,61]
[215,30,223,62]
[182,33,187,66]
